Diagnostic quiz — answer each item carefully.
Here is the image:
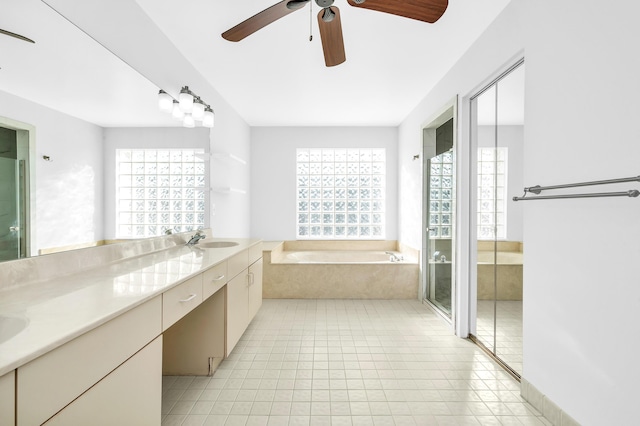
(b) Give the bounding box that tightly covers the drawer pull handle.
[179,294,197,303]
[212,275,225,281]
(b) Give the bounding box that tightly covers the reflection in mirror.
[472,61,524,376]
[0,0,176,262]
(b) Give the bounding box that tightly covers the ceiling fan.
[222,0,448,67]
[0,28,35,44]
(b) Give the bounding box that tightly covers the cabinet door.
[248,258,263,320]
[0,370,15,426]
[44,336,162,426]
[226,272,249,356]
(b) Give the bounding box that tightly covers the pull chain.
[309,1,313,41]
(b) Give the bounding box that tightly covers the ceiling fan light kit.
[221,0,448,67]
[158,86,215,128]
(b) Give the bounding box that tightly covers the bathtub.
[477,242,523,301]
[262,241,419,299]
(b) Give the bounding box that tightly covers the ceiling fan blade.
[0,28,35,44]
[222,0,310,42]
[317,6,346,67]
[347,0,448,23]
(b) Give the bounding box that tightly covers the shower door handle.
[9,226,20,232]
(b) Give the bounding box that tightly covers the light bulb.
[179,86,194,112]
[183,113,195,128]
[172,100,184,120]
[192,98,205,120]
[203,107,215,128]
[158,90,173,112]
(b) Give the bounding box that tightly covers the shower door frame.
[421,97,458,326]
[0,116,35,258]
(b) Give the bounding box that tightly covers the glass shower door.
[0,157,22,261]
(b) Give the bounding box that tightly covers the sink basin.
[198,241,239,249]
[0,315,29,344]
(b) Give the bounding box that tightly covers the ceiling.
[1,0,513,127]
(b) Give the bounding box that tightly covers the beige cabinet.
[43,336,162,426]
[248,258,263,320]
[0,370,15,426]
[225,246,263,356]
[17,296,162,426]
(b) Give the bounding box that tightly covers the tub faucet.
[186,230,206,246]
[385,251,403,262]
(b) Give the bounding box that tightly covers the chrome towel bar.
[513,190,639,201]
[513,175,640,201]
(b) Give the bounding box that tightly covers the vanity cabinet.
[0,370,15,426]
[162,274,203,331]
[43,337,162,426]
[17,296,162,426]
[226,246,263,356]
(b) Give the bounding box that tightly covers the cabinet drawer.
[228,250,248,279]
[249,242,263,265]
[17,296,162,426]
[163,275,203,331]
[0,370,14,426]
[203,261,228,300]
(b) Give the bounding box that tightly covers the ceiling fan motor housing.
[315,0,334,8]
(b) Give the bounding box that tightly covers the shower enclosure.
[0,127,27,262]
[423,104,456,320]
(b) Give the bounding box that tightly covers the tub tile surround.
[263,241,419,299]
[0,230,260,377]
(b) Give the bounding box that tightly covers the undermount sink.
[0,315,29,344]
[198,241,239,249]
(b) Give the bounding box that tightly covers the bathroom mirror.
[471,60,525,376]
[0,0,175,263]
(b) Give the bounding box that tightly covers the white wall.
[521,1,640,424]
[399,0,640,423]
[0,90,104,253]
[251,127,398,241]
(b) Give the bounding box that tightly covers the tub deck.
[263,241,419,299]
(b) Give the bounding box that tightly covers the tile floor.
[475,301,523,374]
[162,299,547,426]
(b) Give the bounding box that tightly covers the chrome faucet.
[186,230,206,246]
[385,251,403,262]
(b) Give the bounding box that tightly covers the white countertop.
[0,237,261,377]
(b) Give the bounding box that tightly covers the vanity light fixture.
[202,107,215,128]
[157,90,173,112]
[178,86,194,112]
[158,86,215,128]
[192,97,206,120]
[171,100,185,120]
[183,113,196,128]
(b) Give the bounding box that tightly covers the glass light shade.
[158,90,173,112]
[192,99,205,120]
[183,113,195,128]
[179,86,194,112]
[203,108,215,128]
[172,101,184,120]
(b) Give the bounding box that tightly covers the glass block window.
[428,150,454,239]
[477,147,507,240]
[296,148,385,239]
[116,149,206,238]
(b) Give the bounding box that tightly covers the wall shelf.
[211,152,247,165]
[211,187,246,195]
